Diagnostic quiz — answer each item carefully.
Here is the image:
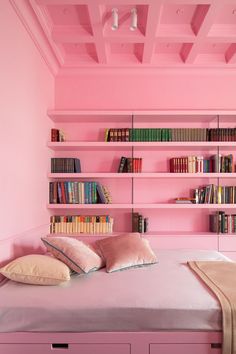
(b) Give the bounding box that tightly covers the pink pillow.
[96,233,157,273]
[41,237,104,274]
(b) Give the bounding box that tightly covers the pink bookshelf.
[48,109,236,123]
[48,173,236,179]
[47,203,236,210]
[47,231,217,238]
[47,111,236,256]
[48,141,236,151]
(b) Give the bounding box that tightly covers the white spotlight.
[130,8,137,31]
[111,8,118,31]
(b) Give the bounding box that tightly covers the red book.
[51,129,59,142]
[133,158,137,173]
[170,158,174,173]
[139,158,142,173]
[60,182,66,204]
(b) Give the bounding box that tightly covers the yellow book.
[218,186,222,204]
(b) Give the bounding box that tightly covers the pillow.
[96,233,157,273]
[41,236,104,274]
[0,254,70,285]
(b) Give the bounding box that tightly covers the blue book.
[96,183,106,204]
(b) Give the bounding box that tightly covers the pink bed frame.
[0,331,222,354]
[0,228,223,354]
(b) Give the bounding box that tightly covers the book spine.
[118,156,127,173]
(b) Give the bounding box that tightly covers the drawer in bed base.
[150,343,222,354]
[0,343,131,354]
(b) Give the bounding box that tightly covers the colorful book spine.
[51,158,81,173]
[50,215,114,234]
[51,129,65,142]
[117,157,142,172]
[193,185,236,204]
[49,182,111,204]
[210,211,236,234]
[170,154,234,173]
[106,128,236,142]
[132,212,148,233]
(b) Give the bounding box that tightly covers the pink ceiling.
[27,0,236,68]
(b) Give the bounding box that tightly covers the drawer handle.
[211,343,222,349]
[52,343,69,349]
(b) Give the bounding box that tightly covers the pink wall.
[55,69,236,110]
[0,1,54,240]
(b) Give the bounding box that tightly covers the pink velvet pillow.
[41,237,104,274]
[96,233,157,273]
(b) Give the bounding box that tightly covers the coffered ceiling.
[12,0,236,73]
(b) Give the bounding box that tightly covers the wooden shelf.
[47,203,236,210]
[48,172,236,179]
[143,231,218,237]
[48,141,236,151]
[47,109,236,123]
[47,231,219,238]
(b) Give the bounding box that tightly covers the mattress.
[0,249,228,333]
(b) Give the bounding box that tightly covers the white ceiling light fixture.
[111,8,118,31]
[130,8,137,31]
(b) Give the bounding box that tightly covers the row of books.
[170,154,234,173]
[132,213,148,233]
[118,157,142,173]
[105,128,236,142]
[50,215,114,234]
[210,212,236,234]
[51,129,65,142]
[194,185,236,204]
[51,158,81,173]
[49,182,112,204]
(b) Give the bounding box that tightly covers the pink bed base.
[0,229,223,354]
[0,331,222,354]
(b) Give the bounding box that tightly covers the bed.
[0,249,225,354]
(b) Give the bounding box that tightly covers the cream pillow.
[96,233,157,273]
[0,254,70,285]
[41,236,104,274]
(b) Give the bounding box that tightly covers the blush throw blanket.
[188,260,236,354]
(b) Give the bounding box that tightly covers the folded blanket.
[188,260,236,354]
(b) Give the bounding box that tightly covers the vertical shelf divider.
[217,114,220,249]
[131,113,134,231]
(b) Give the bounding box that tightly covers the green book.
[129,128,132,142]
[133,128,136,142]
[161,129,165,141]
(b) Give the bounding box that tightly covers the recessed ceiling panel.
[63,43,98,64]
[47,4,92,34]
[160,4,197,24]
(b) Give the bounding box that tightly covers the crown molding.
[10,0,59,76]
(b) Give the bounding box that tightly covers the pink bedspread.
[0,249,227,332]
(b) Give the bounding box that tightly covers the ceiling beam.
[184,2,221,64]
[142,2,163,64]
[87,4,107,63]
[225,44,236,63]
